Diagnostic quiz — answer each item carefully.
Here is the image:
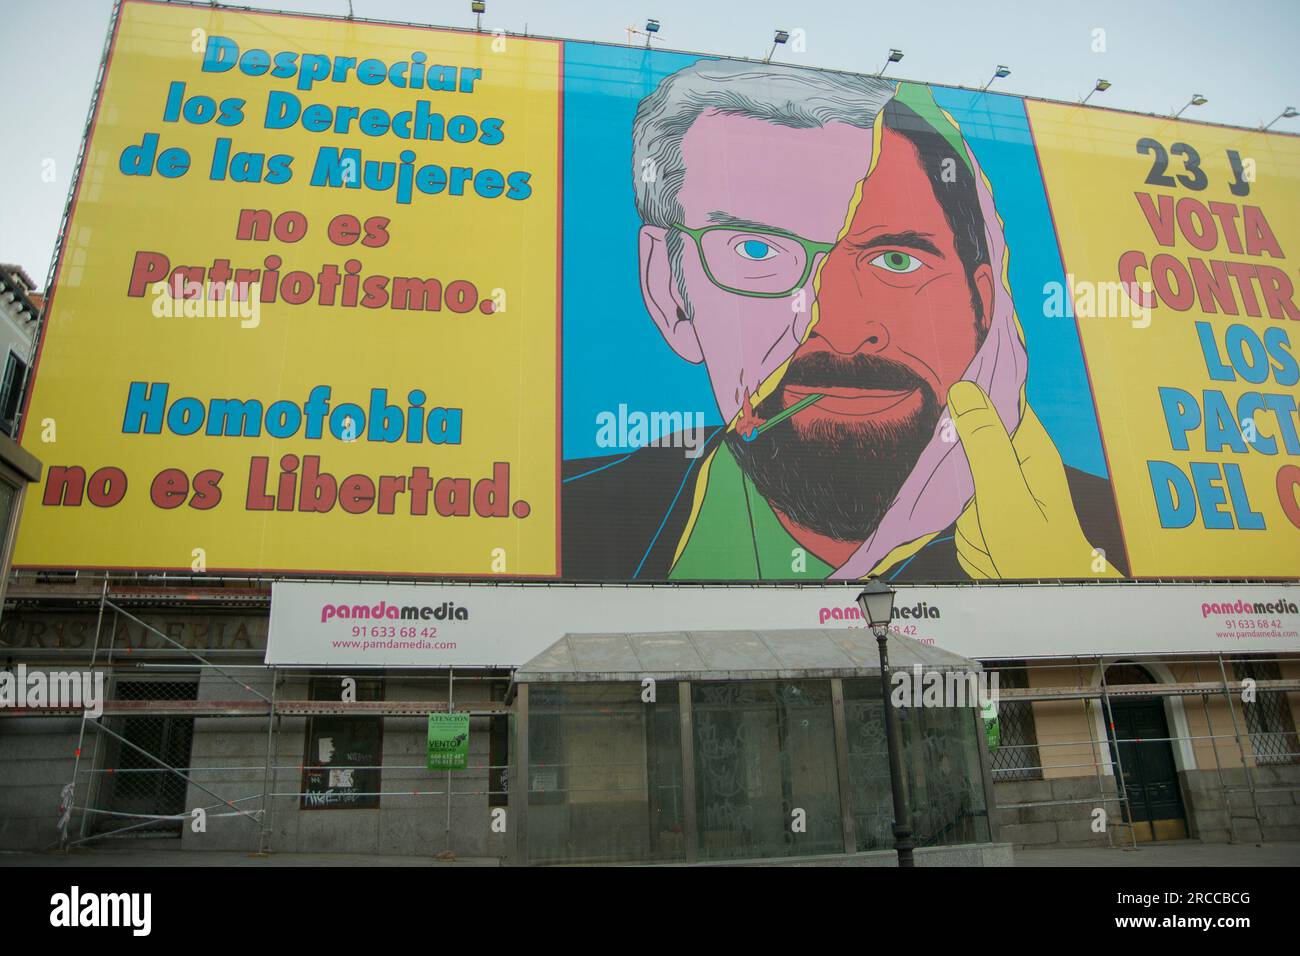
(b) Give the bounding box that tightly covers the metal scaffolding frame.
[983,653,1300,848]
[2,579,1297,856]
[2,582,512,854]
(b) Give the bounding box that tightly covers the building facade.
[2,1,1298,864]
[3,581,1297,860]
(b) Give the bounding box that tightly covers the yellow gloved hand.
[947,380,1120,580]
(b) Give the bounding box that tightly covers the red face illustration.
[783,126,993,433]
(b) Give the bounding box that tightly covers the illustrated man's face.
[638,111,876,423]
[730,125,995,542]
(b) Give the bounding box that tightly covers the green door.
[1107,695,1187,841]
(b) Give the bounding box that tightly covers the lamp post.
[765,29,790,63]
[980,65,1010,91]
[1264,106,1297,130]
[1081,78,1111,105]
[1173,94,1207,118]
[856,578,914,868]
[878,48,904,77]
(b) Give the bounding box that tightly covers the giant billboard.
[17,0,1300,581]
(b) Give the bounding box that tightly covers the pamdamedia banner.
[264,582,1300,666]
[17,0,1300,581]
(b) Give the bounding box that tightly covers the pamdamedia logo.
[818,600,941,626]
[1201,597,1299,618]
[320,600,469,624]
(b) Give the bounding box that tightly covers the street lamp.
[765,29,790,63]
[1265,106,1298,130]
[1081,78,1111,105]
[878,48,904,77]
[471,1,485,31]
[856,577,914,868]
[981,64,1010,91]
[1173,94,1207,118]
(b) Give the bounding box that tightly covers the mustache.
[780,350,927,393]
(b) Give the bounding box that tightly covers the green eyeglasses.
[670,223,836,298]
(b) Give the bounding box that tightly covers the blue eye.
[737,239,777,261]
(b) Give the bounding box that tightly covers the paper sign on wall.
[427,712,470,771]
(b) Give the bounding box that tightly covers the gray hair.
[631,59,895,318]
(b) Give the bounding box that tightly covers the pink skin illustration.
[637,111,876,425]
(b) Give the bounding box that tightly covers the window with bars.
[0,351,28,438]
[985,662,1042,781]
[1234,657,1300,766]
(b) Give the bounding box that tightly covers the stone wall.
[993,775,1117,848]
[0,716,80,850]
[1181,765,1300,844]
[178,669,509,859]
[994,764,1300,848]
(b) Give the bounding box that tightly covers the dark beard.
[727,352,940,542]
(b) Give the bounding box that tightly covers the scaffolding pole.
[1193,656,1237,843]
[258,665,278,854]
[1097,658,1140,849]
[61,577,108,850]
[1216,653,1265,840]
[984,654,1299,850]
[1081,684,1115,849]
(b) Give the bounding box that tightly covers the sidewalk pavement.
[1,849,499,867]
[3,841,1297,867]
[1014,841,1300,866]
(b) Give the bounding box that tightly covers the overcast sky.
[3,0,1297,285]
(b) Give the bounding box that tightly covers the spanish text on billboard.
[18,0,1300,581]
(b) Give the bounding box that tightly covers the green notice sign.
[980,699,1000,754]
[427,713,470,771]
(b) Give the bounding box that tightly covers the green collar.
[669,442,834,580]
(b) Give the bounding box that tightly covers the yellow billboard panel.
[19,1,560,576]
[1028,102,1300,576]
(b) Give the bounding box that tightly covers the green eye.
[869,251,923,274]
